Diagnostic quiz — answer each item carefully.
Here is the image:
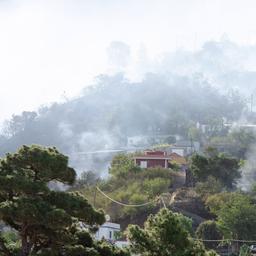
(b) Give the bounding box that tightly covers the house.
[95,222,120,242]
[133,150,172,169]
[133,150,188,170]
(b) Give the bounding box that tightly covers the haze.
[1,0,256,122]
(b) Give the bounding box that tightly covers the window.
[109,230,112,239]
[140,161,147,168]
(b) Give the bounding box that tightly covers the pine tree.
[0,145,108,256]
[127,208,218,256]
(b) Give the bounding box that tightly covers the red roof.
[133,151,188,161]
[134,151,172,160]
[134,156,172,160]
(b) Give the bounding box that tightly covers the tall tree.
[0,145,107,256]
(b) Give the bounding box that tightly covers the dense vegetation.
[127,208,217,256]
[75,153,174,220]
[73,149,256,242]
[2,144,256,255]
[0,145,128,256]
[0,145,227,256]
[205,192,256,240]
[70,148,256,255]
[191,150,241,189]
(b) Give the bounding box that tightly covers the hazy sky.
[1,0,256,122]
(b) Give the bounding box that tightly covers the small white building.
[95,222,121,242]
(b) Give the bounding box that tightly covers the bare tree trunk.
[21,224,31,256]
[21,236,29,256]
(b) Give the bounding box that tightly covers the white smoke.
[58,123,122,177]
[238,144,256,191]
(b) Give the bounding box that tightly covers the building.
[95,222,120,242]
[133,150,173,169]
[133,150,188,170]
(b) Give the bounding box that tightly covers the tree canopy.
[206,192,256,240]
[190,152,241,189]
[0,145,112,256]
[127,208,217,256]
[108,153,140,177]
[196,221,223,249]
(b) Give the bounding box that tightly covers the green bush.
[195,176,223,201]
[143,178,170,197]
[196,220,222,249]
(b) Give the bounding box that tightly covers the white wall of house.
[95,222,120,241]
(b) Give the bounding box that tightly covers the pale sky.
[1,0,256,122]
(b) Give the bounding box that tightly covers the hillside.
[0,72,245,173]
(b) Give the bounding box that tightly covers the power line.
[97,187,256,245]
[194,238,256,243]
[96,186,156,207]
